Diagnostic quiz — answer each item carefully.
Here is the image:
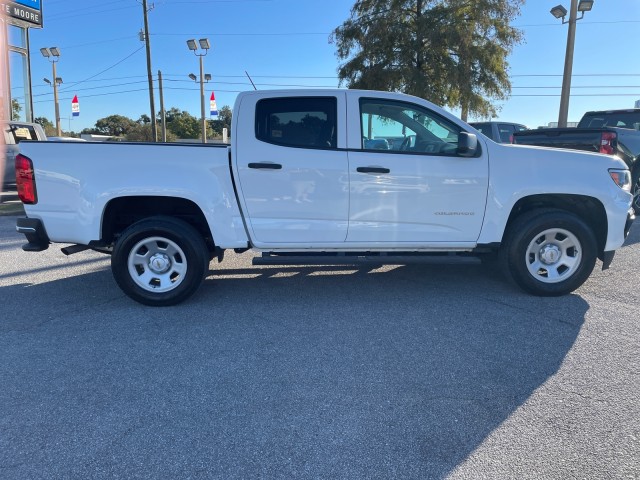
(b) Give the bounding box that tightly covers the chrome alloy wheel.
[127,236,188,293]
[525,228,582,284]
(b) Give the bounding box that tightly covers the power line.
[58,47,145,94]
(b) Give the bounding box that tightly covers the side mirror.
[457,132,478,157]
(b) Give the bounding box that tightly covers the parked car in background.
[2,122,47,191]
[469,121,528,143]
[513,109,640,214]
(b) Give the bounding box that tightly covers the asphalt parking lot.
[1,214,638,479]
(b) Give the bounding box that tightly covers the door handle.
[357,167,390,174]
[248,162,282,170]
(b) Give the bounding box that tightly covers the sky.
[8,0,640,132]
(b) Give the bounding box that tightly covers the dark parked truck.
[513,109,640,213]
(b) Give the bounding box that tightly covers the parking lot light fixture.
[41,46,62,136]
[188,73,197,81]
[578,0,594,12]
[550,5,568,20]
[186,38,211,143]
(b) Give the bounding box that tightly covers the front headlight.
[609,169,631,192]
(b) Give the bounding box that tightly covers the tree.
[165,108,213,139]
[125,123,177,142]
[332,0,524,120]
[137,114,151,125]
[94,115,137,136]
[209,105,232,138]
[11,99,21,121]
[34,117,56,136]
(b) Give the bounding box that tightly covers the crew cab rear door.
[233,92,349,246]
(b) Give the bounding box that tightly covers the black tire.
[500,209,597,296]
[111,216,209,306]
[632,166,640,215]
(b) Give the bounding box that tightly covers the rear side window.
[255,97,337,149]
[6,124,39,144]
[470,123,491,139]
[498,124,516,143]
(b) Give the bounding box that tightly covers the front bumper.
[602,208,635,270]
[16,217,50,252]
[624,207,636,238]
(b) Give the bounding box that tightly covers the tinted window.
[360,98,462,155]
[498,124,516,143]
[255,97,337,149]
[470,123,492,139]
[578,111,640,129]
[5,124,39,144]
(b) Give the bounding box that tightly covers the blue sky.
[12,0,640,131]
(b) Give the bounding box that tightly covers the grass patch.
[0,202,25,216]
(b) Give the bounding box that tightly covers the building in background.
[2,0,44,122]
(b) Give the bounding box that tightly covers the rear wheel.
[501,209,597,296]
[111,216,209,306]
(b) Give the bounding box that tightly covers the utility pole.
[199,55,206,143]
[158,70,166,142]
[142,0,157,141]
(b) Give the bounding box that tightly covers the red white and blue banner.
[72,95,79,117]
[210,92,218,117]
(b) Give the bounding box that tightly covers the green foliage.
[11,99,21,121]
[125,123,177,142]
[164,108,200,139]
[34,117,56,136]
[94,115,138,136]
[209,105,232,138]
[332,0,524,119]
[164,108,214,140]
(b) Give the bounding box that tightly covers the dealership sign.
[2,0,43,27]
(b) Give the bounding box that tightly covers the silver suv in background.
[469,121,528,143]
[3,122,47,191]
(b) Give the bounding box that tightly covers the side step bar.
[253,252,481,266]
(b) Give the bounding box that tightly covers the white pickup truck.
[15,89,635,305]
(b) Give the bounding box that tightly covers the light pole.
[550,0,594,128]
[40,47,62,136]
[187,38,211,143]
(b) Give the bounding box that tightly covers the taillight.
[15,154,38,204]
[600,132,616,155]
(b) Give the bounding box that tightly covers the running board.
[253,252,481,266]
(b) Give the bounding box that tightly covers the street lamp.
[186,38,211,143]
[551,0,594,127]
[41,47,62,136]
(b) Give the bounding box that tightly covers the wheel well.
[101,196,214,250]
[506,194,608,255]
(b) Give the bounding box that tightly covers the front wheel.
[501,209,597,296]
[111,216,209,306]
[632,167,640,215]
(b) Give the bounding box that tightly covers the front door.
[347,97,489,244]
